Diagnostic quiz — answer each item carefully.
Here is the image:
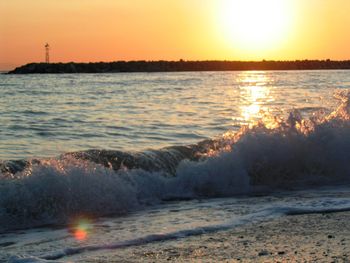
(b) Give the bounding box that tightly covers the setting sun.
[1,0,350,69]
[217,0,293,51]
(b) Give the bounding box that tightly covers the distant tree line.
[8,60,350,74]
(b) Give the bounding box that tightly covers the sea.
[1,70,350,262]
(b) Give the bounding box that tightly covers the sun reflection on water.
[236,72,273,124]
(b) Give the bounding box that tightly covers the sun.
[217,0,293,52]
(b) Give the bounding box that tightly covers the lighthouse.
[45,43,50,63]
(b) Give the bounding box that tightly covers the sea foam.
[2,90,350,231]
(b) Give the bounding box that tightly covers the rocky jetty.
[8,60,350,74]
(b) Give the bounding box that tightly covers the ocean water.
[1,70,350,261]
[1,70,348,160]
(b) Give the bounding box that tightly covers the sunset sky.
[1,0,350,70]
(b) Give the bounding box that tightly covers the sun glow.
[218,0,293,52]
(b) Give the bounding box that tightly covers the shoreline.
[72,210,350,262]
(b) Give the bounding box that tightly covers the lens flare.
[74,229,88,241]
[71,217,92,241]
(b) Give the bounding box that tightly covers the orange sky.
[1,0,350,70]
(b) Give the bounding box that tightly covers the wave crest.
[2,90,350,230]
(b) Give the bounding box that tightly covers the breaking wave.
[2,90,350,231]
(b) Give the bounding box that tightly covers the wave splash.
[2,90,350,230]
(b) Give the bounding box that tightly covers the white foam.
[2,91,350,231]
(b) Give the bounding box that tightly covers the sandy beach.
[73,211,350,262]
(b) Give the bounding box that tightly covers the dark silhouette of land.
[8,60,350,74]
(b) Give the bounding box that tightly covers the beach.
[74,211,350,262]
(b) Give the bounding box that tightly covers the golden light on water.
[242,104,261,121]
[238,72,272,123]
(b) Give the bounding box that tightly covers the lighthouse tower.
[45,43,50,63]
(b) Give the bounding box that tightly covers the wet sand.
[79,211,350,262]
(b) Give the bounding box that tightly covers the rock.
[258,250,269,256]
[328,235,334,239]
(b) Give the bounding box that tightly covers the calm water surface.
[1,70,349,160]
